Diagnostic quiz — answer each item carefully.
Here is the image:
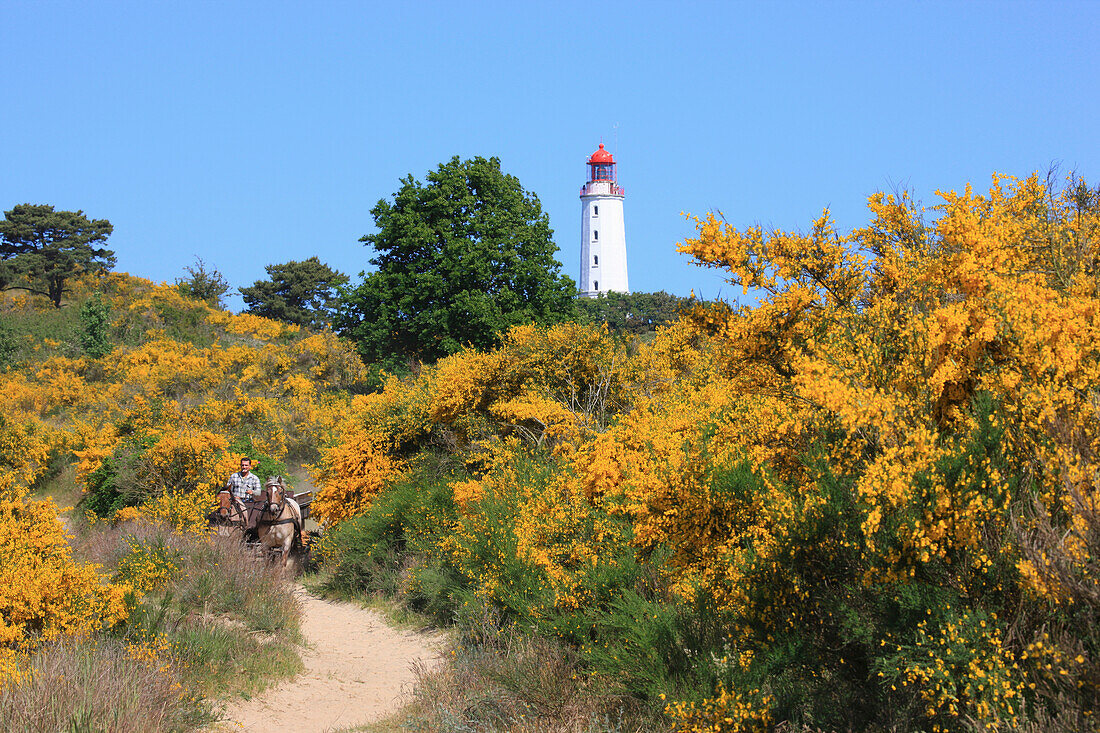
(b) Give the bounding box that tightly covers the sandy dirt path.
[216,586,443,732]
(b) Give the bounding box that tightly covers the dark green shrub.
[79,292,112,357]
[82,439,151,517]
[174,257,229,308]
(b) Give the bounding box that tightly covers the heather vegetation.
[2,170,1099,733]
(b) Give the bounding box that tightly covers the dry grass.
[71,518,301,635]
[0,636,214,733]
[32,460,82,512]
[392,623,655,733]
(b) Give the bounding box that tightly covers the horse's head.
[264,476,286,512]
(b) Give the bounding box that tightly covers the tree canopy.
[240,257,349,328]
[0,204,115,307]
[335,156,576,371]
[574,290,696,335]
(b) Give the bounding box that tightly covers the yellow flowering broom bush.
[0,496,129,686]
[310,429,407,527]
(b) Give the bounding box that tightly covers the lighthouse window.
[593,280,599,290]
[593,205,599,216]
[593,255,599,266]
[593,230,598,241]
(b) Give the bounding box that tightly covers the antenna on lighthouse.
[612,123,619,173]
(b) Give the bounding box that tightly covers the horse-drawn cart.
[210,477,312,566]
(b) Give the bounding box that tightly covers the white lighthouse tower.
[579,143,628,298]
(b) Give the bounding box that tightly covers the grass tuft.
[396,623,656,733]
[0,636,215,733]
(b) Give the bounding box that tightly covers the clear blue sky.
[3,1,1098,310]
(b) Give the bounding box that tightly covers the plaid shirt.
[226,471,261,502]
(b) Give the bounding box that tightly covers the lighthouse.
[579,143,628,298]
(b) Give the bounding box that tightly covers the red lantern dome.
[587,143,615,164]
[585,143,618,186]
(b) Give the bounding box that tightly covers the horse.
[255,476,303,568]
[209,489,246,536]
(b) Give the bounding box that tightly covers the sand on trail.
[216,585,443,733]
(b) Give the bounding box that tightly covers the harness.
[257,485,300,528]
[258,515,298,527]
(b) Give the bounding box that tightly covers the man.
[225,456,263,536]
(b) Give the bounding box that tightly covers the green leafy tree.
[175,257,230,308]
[336,156,577,372]
[0,204,115,308]
[240,256,349,328]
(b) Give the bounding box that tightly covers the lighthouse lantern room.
[579,143,628,298]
